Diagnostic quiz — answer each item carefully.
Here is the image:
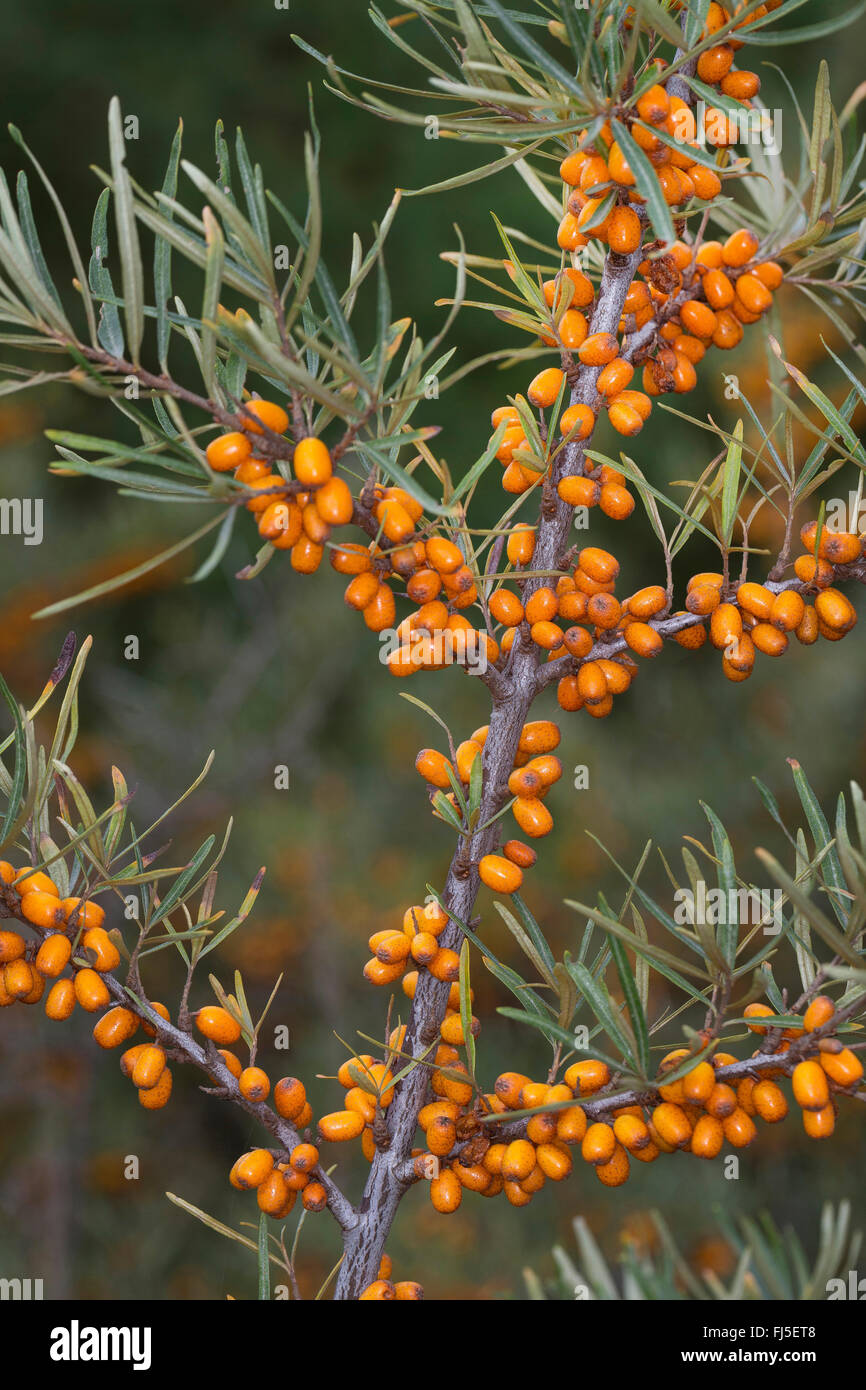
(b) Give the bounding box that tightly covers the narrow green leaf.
[156,121,182,371]
[0,674,26,850]
[720,418,743,547]
[108,97,144,364]
[458,940,476,1078]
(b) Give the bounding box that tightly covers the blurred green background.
[0,0,864,1300]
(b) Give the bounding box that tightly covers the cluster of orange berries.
[228,1140,328,1219]
[205,400,353,572]
[527,219,784,446]
[685,0,774,105]
[337,527,502,680]
[560,2,770,253]
[495,362,642,500]
[409,993,862,1211]
[680,524,861,682]
[0,859,182,1108]
[415,719,563,894]
[743,995,863,1138]
[493,14,783,479]
[362,898,459,990]
[489,538,665,718]
[359,1255,423,1300]
[219,1048,412,1221]
[495,233,782,493]
[207,403,504,681]
[242,988,861,1223]
[1,861,112,1015]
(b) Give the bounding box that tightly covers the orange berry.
[625,621,663,658]
[425,537,465,575]
[518,720,561,754]
[506,527,535,566]
[242,399,289,435]
[690,165,722,200]
[20,891,65,930]
[527,367,565,408]
[494,1072,532,1108]
[15,870,59,898]
[651,1102,692,1148]
[557,212,588,252]
[138,1069,173,1110]
[430,1169,462,1213]
[195,1005,241,1045]
[578,332,620,366]
[478,855,522,895]
[815,588,857,633]
[722,229,760,268]
[702,268,735,309]
[315,476,354,526]
[722,1108,757,1148]
[45,977,76,1020]
[82,926,121,973]
[597,358,635,397]
[752,1080,788,1123]
[737,582,775,621]
[217,1049,243,1080]
[636,83,670,125]
[257,1169,295,1217]
[92,1006,140,1050]
[274,1077,307,1121]
[292,437,332,486]
[803,1103,836,1139]
[607,205,642,255]
[803,995,835,1032]
[558,309,589,351]
[0,930,26,964]
[73,968,110,1013]
[131,1045,167,1090]
[682,1061,716,1105]
[559,404,596,440]
[489,588,524,626]
[34,933,72,978]
[564,1059,610,1095]
[239,1066,271,1102]
[745,1002,778,1036]
[613,1113,651,1152]
[502,1139,537,1181]
[625,583,667,617]
[206,431,251,472]
[316,1106,364,1139]
[819,1048,863,1088]
[594,1143,630,1186]
[792,1059,830,1111]
[234,1148,275,1189]
[502,839,537,870]
[691,1113,724,1158]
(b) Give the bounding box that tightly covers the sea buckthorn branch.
[95,977,360,1233]
[534,559,866,694]
[0,842,359,1234]
[485,1019,866,1139]
[333,230,653,1298]
[3,3,866,1303]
